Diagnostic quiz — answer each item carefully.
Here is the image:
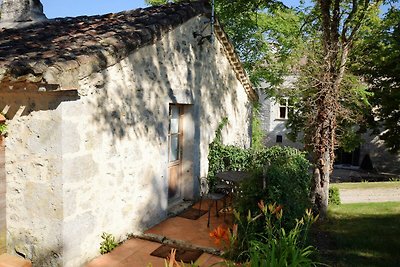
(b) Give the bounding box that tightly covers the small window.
[277,98,292,120]
[276,135,283,143]
[279,107,287,119]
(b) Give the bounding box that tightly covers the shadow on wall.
[89,24,242,146]
[364,134,400,174]
[0,91,79,120]
[4,18,248,266]
[85,22,244,228]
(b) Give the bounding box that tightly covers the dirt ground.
[331,167,400,203]
[339,187,400,203]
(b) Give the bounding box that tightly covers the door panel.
[168,105,183,200]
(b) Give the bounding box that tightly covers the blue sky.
[40,0,302,18]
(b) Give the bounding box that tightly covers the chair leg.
[207,203,212,228]
[198,196,203,216]
[223,196,227,222]
[215,199,219,217]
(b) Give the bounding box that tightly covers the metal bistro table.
[214,171,251,216]
[215,170,251,187]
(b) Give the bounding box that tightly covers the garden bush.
[207,119,315,264]
[223,146,312,228]
[329,186,341,205]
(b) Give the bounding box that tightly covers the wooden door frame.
[168,104,184,203]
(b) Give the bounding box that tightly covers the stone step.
[132,233,222,256]
[0,253,32,267]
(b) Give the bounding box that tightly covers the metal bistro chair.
[198,176,230,228]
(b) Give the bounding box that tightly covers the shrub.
[329,186,341,205]
[99,232,118,254]
[234,146,312,228]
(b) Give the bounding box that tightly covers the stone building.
[0,1,257,266]
[258,79,400,174]
[257,77,302,149]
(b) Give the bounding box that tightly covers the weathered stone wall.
[258,79,303,149]
[4,97,63,266]
[360,131,400,174]
[3,15,252,267]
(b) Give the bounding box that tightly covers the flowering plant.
[219,201,319,266]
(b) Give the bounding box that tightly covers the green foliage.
[145,0,170,5]
[208,118,312,228]
[0,123,7,136]
[286,53,373,152]
[223,203,318,265]
[146,0,300,86]
[251,102,265,150]
[99,232,118,255]
[351,7,400,153]
[207,117,252,188]
[328,187,341,205]
[234,146,312,228]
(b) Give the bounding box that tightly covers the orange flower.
[273,205,283,219]
[166,248,180,267]
[275,205,283,214]
[257,200,265,212]
[231,223,238,239]
[209,225,229,245]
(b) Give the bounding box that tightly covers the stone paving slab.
[86,238,225,267]
[86,200,228,267]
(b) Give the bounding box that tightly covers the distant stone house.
[258,78,400,174]
[0,1,257,266]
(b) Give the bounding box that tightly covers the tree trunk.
[310,0,375,217]
[311,151,331,218]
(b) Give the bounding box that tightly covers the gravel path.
[340,187,400,203]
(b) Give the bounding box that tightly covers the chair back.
[198,176,209,197]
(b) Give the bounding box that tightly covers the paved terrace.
[86,200,232,267]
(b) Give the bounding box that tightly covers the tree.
[351,6,400,153]
[294,0,382,217]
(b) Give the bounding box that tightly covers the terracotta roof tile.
[0,1,210,86]
[0,0,257,100]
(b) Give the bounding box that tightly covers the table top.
[215,171,251,183]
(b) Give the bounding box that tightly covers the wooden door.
[168,105,183,201]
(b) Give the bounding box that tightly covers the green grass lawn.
[313,202,400,267]
[332,181,400,190]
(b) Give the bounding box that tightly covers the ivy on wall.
[207,118,310,191]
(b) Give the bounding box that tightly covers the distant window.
[278,98,293,120]
[276,135,283,143]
